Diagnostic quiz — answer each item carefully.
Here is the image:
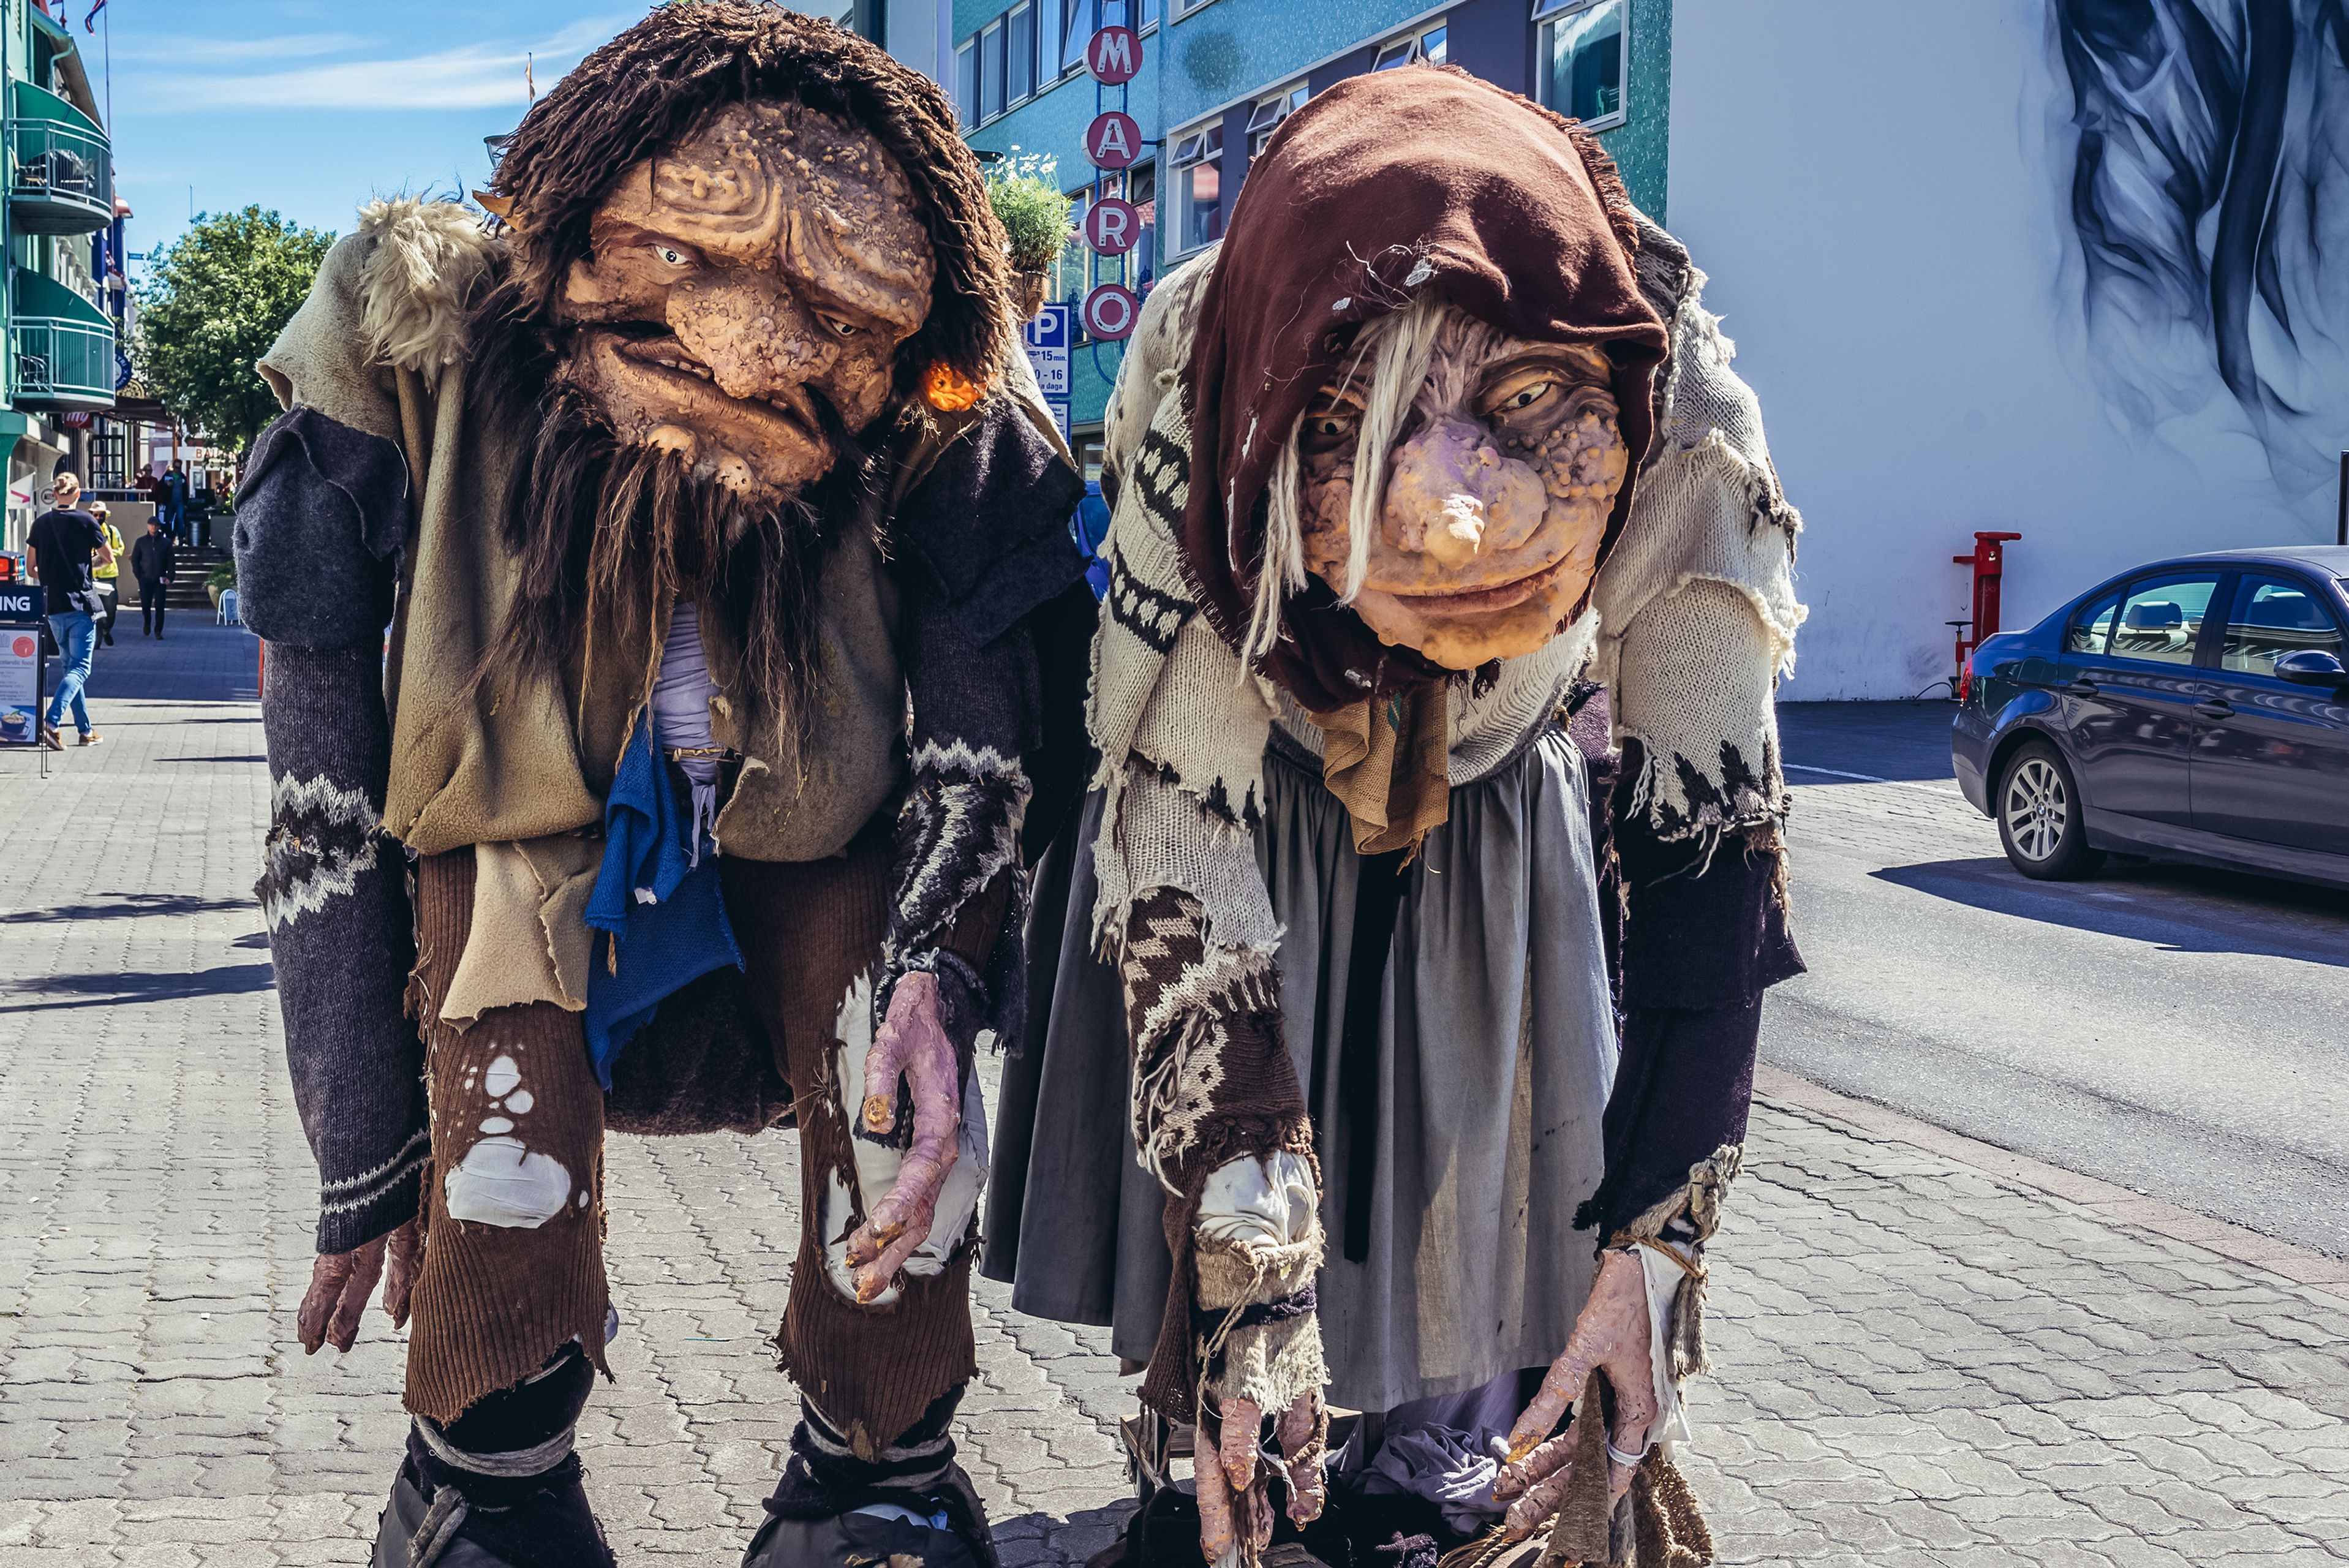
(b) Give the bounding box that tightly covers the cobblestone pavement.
[2,626,2344,1565]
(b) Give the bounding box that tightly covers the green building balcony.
[12,269,116,412]
[9,80,112,235]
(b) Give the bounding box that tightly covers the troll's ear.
[473,190,523,230]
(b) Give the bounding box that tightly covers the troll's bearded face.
[1297,309,1630,670]
[557,100,939,504]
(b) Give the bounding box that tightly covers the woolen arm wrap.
[1576,750,1803,1240]
[884,394,1088,1050]
[235,406,425,1254]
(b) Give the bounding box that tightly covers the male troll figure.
[235,9,1090,1566]
[986,67,1805,1568]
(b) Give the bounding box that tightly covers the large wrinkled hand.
[1493,1248,1658,1537]
[1197,1388,1321,1565]
[296,1215,423,1354]
[844,973,961,1303]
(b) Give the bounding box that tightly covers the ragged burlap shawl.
[1178,65,1669,715]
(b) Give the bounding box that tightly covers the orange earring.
[923,362,988,413]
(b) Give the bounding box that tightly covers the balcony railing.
[12,314,115,411]
[9,115,113,233]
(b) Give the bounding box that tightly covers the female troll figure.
[986,66,1805,1568]
[236,7,1093,1564]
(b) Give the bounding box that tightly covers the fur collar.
[353,197,501,388]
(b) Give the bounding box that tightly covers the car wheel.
[1996,741,2103,880]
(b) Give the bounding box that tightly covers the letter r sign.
[1085,197,1140,255]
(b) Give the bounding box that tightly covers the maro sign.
[1080,20,1147,347]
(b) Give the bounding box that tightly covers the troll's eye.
[1503,382,1552,412]
[650,243,695,268]
[816,312,864,340]
[1299,405,1359,456]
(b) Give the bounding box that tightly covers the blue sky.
[80,2,685,262]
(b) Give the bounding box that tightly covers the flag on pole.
[84,0,107,31]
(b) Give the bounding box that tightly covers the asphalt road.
[1771,700,2349,1258]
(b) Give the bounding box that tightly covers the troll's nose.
[668,272,829,402]
[1383,418,1520,567]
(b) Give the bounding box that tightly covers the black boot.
[744,1389,994,1568]
[371,1346,614,1568]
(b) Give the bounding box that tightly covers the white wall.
[1668,1,2342,700]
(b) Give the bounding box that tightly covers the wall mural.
[2054,0,2348,500]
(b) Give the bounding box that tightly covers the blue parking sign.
[1024,303,1070,398]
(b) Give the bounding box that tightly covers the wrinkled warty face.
[557,100,938,504]
[1296,309,1629,669]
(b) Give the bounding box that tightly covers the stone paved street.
[2,623,2345,1565]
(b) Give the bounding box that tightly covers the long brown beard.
[482,379,882,750]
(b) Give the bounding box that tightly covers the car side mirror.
[2273,649,2348,687]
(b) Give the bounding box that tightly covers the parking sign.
[1024,303,1071,398]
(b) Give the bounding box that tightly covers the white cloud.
[110,32,368,67]
[126,16,631,113]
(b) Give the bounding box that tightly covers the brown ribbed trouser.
[403,842,977,1455]
[405,848,611,1428]
[723,848,980,1463]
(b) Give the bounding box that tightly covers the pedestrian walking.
[25,470,111,748]
[89,500,124,647]
[161,463,190,545]
[130,515,174,639]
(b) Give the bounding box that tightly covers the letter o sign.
[1085,110,1142,171]
[1087,26,1141,84]
[1084,283,1140,341]
[1084,196,1141,255]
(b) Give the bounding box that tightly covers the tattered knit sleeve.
[884,391,1090,1054]
[1585,220,1807,1268]
[236,232,430,1256]
[1088,383,1327,1425]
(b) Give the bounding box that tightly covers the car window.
[2220,573,2343,678]
[2066,589,2121,655]
[2110,575,2220,666]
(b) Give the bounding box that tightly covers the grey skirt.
[982,725,1616,1414]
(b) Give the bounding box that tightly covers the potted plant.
[206,556,236,610]
[987,152,1076,322]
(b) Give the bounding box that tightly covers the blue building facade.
[890,0,1670,464]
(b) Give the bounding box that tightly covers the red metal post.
[1951,531,2024,684]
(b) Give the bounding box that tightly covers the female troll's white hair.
[1240,292,1449,672]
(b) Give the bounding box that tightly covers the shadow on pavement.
[1872,856,2349,967]
[0,892,251,924]
[1778,699,1958,782]
[0,960,276,1011]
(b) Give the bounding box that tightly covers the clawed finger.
[382,1219,423,1330]
[296,1253,355,1354]
[1493,1423,1575,1501]
[1195,1414,1237,1566]
[1220,1398,1262,1491]
[860,1029,910,1136]
[1276,1392,1324,1525]
[1505,1348,1591,1463]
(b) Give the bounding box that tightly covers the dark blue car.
[1952,546,2349,889]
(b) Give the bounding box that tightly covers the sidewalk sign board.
[0,581,44,745]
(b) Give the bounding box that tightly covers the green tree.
[132,205,333,454]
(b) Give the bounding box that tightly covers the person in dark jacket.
[130,517,174,638]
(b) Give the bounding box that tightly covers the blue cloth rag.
[583,710,744,1088]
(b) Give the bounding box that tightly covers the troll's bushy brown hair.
[487,1,1010,400]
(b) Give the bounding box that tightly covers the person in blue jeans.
[26,470,111,749]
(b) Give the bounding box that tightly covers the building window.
[956,39,978,129]
[1371,21,1447,70]
[979,19,1006,121]
[1170,120,1224,254]
[1172,0,1215,17]
[1008,2,1036,104]
[1245,83,1306,156]
[1533,0,1627,129]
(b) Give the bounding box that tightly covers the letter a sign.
[1085,110,1141,171]
[1086,25,1139,84]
